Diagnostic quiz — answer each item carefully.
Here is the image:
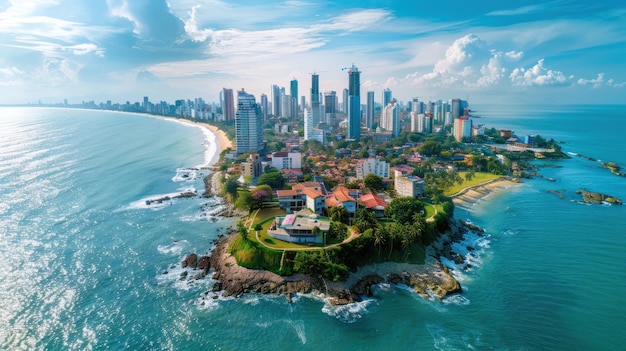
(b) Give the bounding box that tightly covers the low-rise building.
[394,170,425,198]
[356,158,390,180]
[271,151,302,170]
[267,210,330,244]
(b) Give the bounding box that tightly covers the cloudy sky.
[1,0,624,105]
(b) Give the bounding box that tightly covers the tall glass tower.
[290,78,298,114]
[347,64,361,140]
[311,73,320,126]
[366,91,375,130]
[235,90,263,154]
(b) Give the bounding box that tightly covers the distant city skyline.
[0,1,625,105]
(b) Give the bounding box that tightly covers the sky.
[0,0,625,105]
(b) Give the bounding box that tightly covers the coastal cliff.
[183,220,472,305]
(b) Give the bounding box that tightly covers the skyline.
[1,1,625,105]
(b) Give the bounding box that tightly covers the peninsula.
[173,117,567,305]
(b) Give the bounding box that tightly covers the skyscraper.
[383,88,392,107]
[366,91,375,130]
[347,64,361,140]
[342,88,349,114]
[272,84,281,117]
[260,93,268,121]
[380,100,400,137]
[290,79,298,113]
[235,90,263,154]
[222,88,235,121]
[310,73,320,126]
[324,91,337,126]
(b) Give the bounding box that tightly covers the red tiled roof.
[332,185,356,203]
[302,188,324,199]
[276,189,297,197]
[360,193,388,210]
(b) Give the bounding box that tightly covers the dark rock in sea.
[162,270,168,275]
[181,253,198,268]
[212,282,222,291]
[197,256,211,272]
[179,271,188,280]
[576,189,622,205]
[194,272,206,280]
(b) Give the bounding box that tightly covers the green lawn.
[444,172,501,196]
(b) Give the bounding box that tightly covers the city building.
[347,64,361,140]
[290,79,298,113]
[222,88,235,121]
[272,84,281,117]
[394,170,425,198]
[235,90,263,154]
[324,91,337,126]
[453,117,472,142]
[366,91,375,130]
[310,73,321,126]
[383,88,392,107]
[356,158,390,180]
[380,100,400,137]
[271,151,302,170]
[240,154,263,178]
[260,94,268,121]
[304,108,325,145]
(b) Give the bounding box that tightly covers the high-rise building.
[450,98,462,120]
[281,93,292,119]
[324,91,337,126]
[222,88,235,121]
[272,85,281,117]
[235,90,264,154]
[453,117,472,142]
[347,64,361,140]
[383,88,392,107]
[366,91,375,130]
[342,88,349,114]
[310,73,320,126]
[290,79,298,113]
[304,108,325,145]
[380,100,400,137]
[260,94,268,121]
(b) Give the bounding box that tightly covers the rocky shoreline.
[177,220,481,306]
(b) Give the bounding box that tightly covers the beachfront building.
[394,170,425,198]
[356,158,390,180]
[267,210,330,244]
[235,90,263,154]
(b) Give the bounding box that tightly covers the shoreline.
[195,178,521,305]
[451,177,521,212]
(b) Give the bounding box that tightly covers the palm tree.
[373,226,386,259]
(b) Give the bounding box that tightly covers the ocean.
[1,105,625,350]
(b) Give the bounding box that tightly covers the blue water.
[1,106,625,350]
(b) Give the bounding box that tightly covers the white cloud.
[486,4,547,16]
[107,0,142,36]
[577,73,605,88]
[66,43,105,57]
[40,57,82,85]
[509,59,572,86]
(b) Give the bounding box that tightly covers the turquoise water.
[1,106,625,350]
